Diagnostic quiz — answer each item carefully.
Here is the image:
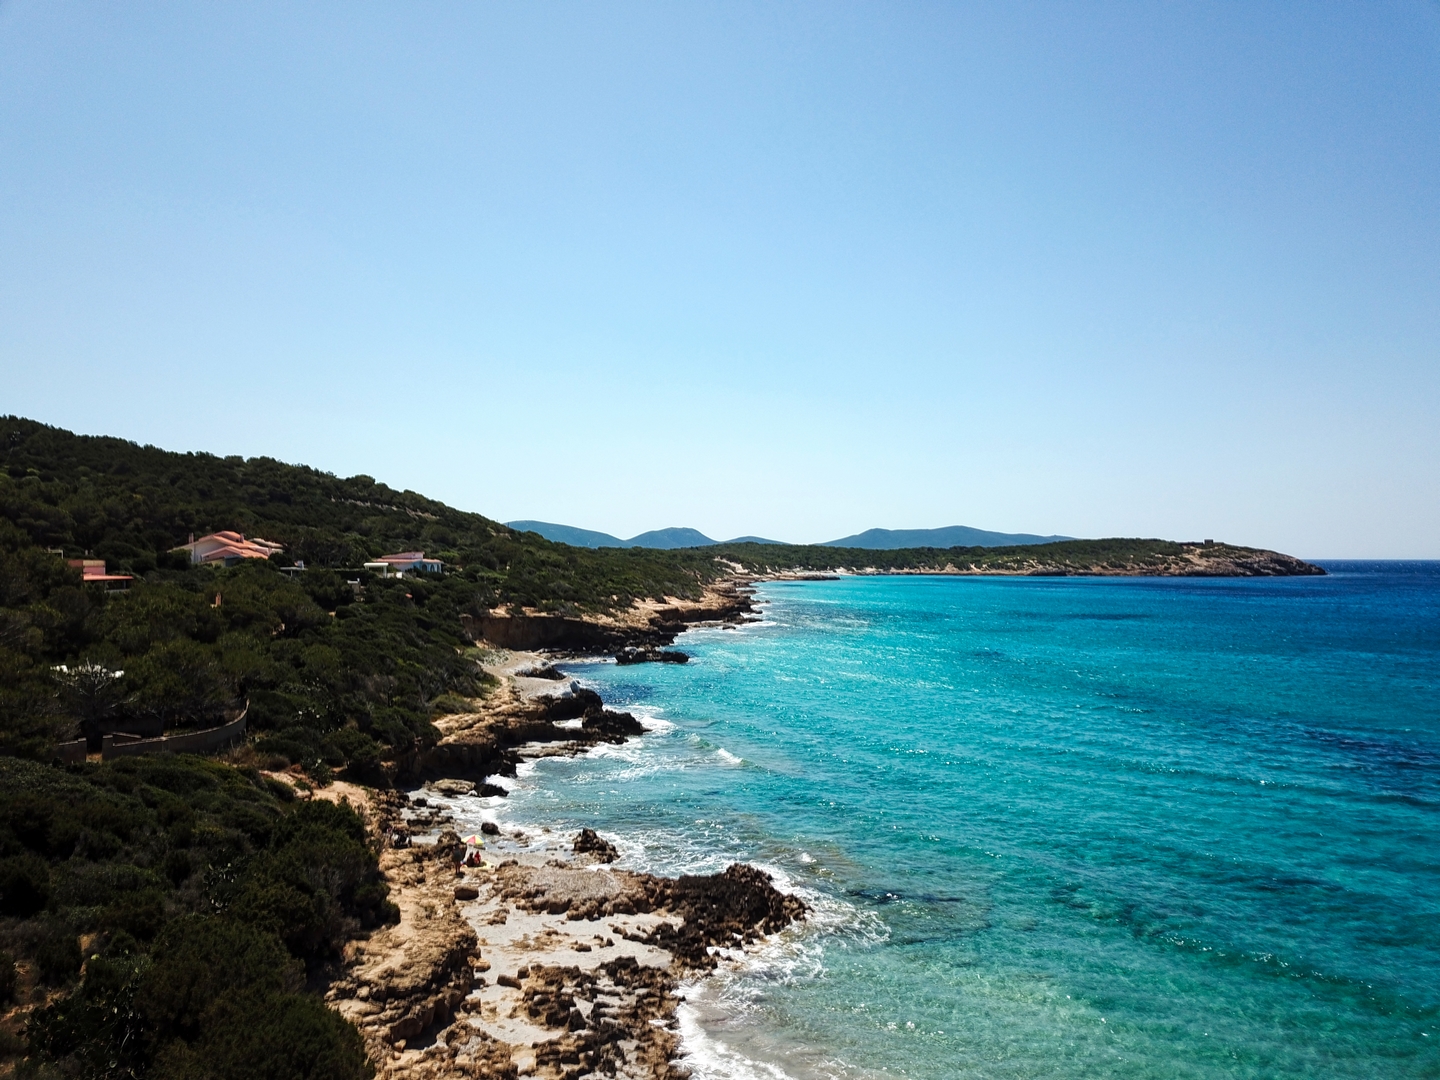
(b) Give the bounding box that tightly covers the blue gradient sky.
[2,2,1437,556]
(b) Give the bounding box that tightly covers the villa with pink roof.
[171,530,285,567]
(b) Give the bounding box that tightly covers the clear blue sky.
[2,2,1437,556]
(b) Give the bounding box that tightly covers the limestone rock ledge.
[326,835,805,1080]
[326,840,484,1077]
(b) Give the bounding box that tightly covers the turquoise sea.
[475,564,1440,1078]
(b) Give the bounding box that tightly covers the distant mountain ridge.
[505,521,786,549]
[508,520,1069,550]
[505,521,630,548]
[821,526,1072,549]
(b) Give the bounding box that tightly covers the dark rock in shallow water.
[573,828,619,863]
[517,664,567,680]
[542,688,605,722]
[582,708,645,742]
[614,648,690,665]
[538,687,645,742]
[646,864,808,968]
[480,821,500,835]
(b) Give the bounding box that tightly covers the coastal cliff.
[474,579,757,654]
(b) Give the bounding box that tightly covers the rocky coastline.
[735,543,1325,580]
[308,644,805,1080]
[311,544,1323,1078]
[471,581,760,656]
[467,545,1322,661]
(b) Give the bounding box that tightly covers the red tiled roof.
[172,531,284,563]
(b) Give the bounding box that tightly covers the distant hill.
[506,521,788,549]
[624,527,717,549]
[509,519,1071,551]
[822,526,1072,549]
[507,520,628,548]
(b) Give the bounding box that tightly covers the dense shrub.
[1,756,387,1077]
[0,949,14,1004]
[0,853,51,917]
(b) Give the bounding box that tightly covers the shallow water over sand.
[475,565,1440,1079]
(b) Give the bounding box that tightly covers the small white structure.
[368,551,444,576]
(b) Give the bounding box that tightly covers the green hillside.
[0,754,385,1079]
[0,416,1321,773]
[0,416,1323,764]
[0,417,726,612]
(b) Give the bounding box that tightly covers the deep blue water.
[463,564,1440,1078]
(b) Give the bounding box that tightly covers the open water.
[470,564,1440,1079]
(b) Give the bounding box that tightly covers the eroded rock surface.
[324,649,803,1079]
[327,841,479,1075]
[328,846,805,1079]
[572,829,619,864]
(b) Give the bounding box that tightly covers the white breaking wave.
[672,879,889,1080]
[674,998,801,1080]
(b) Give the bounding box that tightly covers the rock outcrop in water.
[614,647,690,665]
[392,685,645,784]
[327,654,812,1078]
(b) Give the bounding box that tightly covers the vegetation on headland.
[0,416,1322,1076]
[708,536,1325,577]
[0,414,1324,775]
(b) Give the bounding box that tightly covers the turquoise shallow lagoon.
[483,564,1440,1079]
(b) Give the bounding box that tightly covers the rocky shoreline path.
[303,650,806,1080]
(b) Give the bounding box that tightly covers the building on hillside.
[68,559,133,590]
[171,531,285,567]
[365,551,444,577]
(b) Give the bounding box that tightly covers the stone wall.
[101,708,248,759]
